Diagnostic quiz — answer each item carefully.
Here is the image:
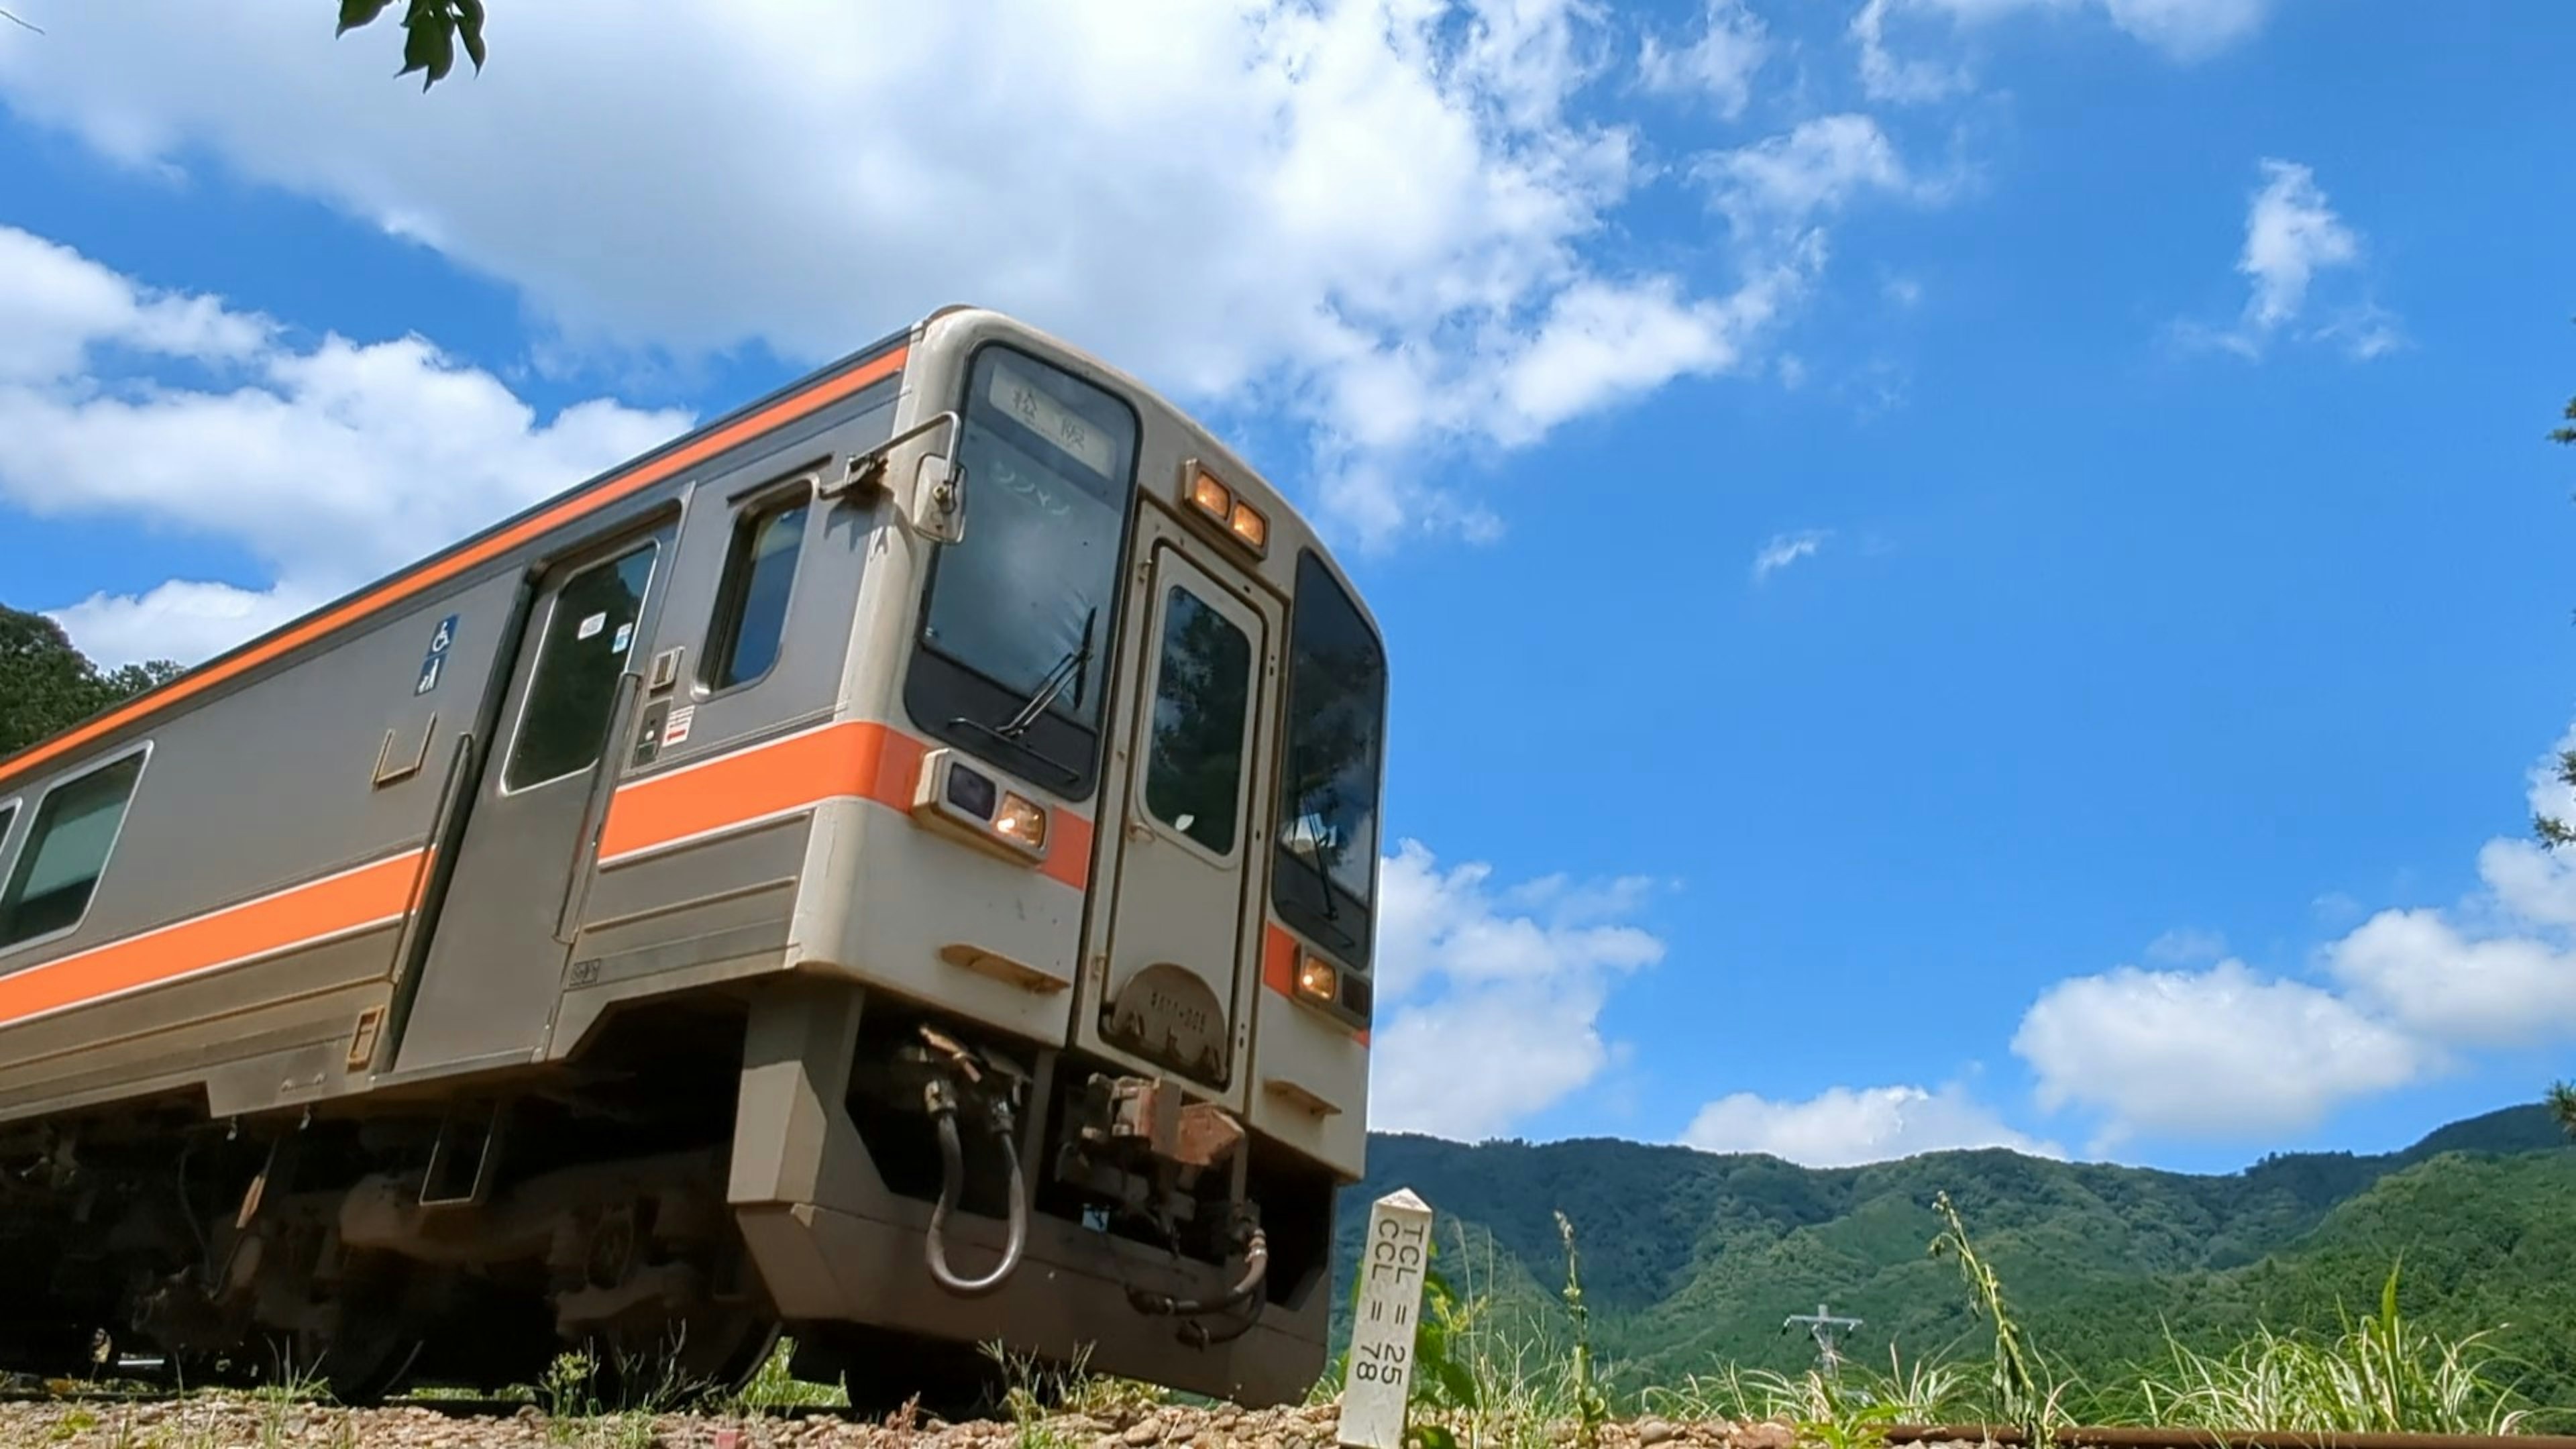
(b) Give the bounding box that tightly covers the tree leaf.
[335,0,395,36]
[423,24,455,86]
[458,0,487,71]
[397,5,455,88]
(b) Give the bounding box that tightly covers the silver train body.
[0,307,1387,1409]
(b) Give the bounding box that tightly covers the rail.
[1888,1428,2576,1449]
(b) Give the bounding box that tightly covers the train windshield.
[910,347,1139,797]
[1271,551,1387,967]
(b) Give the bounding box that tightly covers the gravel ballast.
[0,1395,1832,1449]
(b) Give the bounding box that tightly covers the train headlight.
[1190,469,1232,523]
[912,747,1051,865]
[994,792,1049,850]
[1296,954,1339,1003]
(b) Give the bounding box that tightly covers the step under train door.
[1072,506,1277,1106]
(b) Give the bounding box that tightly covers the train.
[0,306,1387,1412]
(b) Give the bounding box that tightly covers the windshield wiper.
[1283,778,1358,947]
[998,608,1095,741]
[941,716,1080,787]
[943,610,1097,788]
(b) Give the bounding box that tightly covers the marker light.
[1186,463,1271,557]
[1296,954,1339,1003]
[1228,500,1269,553]
[1190,470,1232,522]
[994,792,1049,850]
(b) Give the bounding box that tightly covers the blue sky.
[3,0,2573,1175]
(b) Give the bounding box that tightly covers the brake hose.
[1128,1224,1271,1320]
[923,1081,1029,1297]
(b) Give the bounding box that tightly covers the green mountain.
[1327,1104,2576,1408]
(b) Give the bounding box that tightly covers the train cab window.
[704,494,809,690]
[503,541,659,793]
[0,752,145,951]
[905,347,1140,799]
[1270,551,1387,970]
[1142,584,1252,855]
[0,803,15,869]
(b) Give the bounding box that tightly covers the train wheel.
[590,1305,780,1408]
[674,1305,783,1400]
[798,1328,1016,1423]
[273,1258,425,1405]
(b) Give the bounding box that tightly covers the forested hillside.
[1328,1104,2576,1407]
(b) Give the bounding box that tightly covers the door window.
[0,752,145,950]
[1141,583,1253,855]
[704,494,808,690]
[503,543,659,793]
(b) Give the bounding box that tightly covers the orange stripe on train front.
[0,346,910,793]
[0,851,427,1030]
[596,720,1092,891]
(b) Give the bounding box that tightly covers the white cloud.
[48,580,329,671]
[0,225,269,384]
[2012,958,2427,1145]
[1682,1081,2062,1167]
[1369,839,1666,1140]
[2015,722,2576,1147]
[2326,909,2576,1048]
[1638,0,1769,119]
[1699,114,1933,231]
[2143,926,2226,963]
[0,225,690,665]
[2184,158,2401,361]
[2239,159,2357,331]
[1493,273,1800,447]
[1751,529,1831,582]
[1851,0,1977,105]
[2096,0,2271,58]
[1852,0,2272,104]
[0,0,1825,549]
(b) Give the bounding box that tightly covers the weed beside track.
[5,1199,2563,1449]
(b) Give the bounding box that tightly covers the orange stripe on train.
[595,720,1093,892]
[0,719,1091,1030]
[0,850,427,1031]
[0,347,910,792]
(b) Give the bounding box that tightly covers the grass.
[19,1194,2561,1448]
[1349,1195,2562,1449]
[2127,1268,2542,1436]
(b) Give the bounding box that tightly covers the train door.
[1076,506,1278,1096]
[392,517,677,1077]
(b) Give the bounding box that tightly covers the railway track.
[0,1388,859,1421]
[1886,1430,2576,1449]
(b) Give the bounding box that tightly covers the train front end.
[733,307,1387,1407]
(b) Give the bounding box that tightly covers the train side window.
[0,751,146,951]
[503,542,659,793]
[1142,584,1252,855]
[704,492,810,691]
[0,803,15,867]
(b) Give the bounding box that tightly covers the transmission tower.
[1783,1302,1863,1378]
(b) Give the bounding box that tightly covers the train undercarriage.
[0,987,1339,1414]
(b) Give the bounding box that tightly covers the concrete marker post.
[1337,1187,1434,1449]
